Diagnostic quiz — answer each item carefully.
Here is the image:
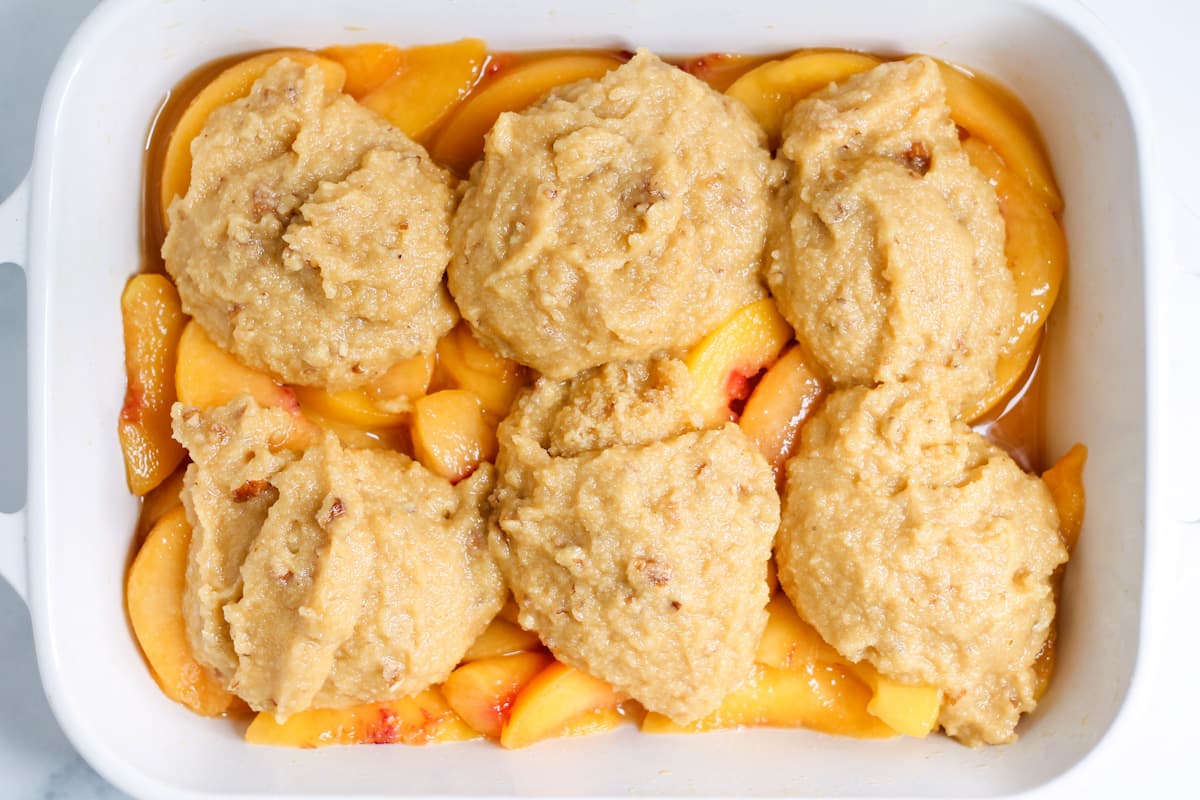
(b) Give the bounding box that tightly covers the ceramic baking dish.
[0,0,1180,796]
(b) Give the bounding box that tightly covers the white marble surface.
[0,1,1196,798]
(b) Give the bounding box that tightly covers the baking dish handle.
[0,175,28,603]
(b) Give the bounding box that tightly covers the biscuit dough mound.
[172,397,503,718]
[450,51,776,380]
[490,359,779,723]
[164,60,458,391]
[775,383,1067,745]
[766,57,1014,408]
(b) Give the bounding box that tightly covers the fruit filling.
[121,39,1084,750]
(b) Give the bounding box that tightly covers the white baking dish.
[0,0,1179,796]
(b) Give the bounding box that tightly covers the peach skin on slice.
[359,38,488,141]
[641,663,895,739]
[442,651,554,738]
[119,274,188,495]
[499,661,623,749]
[245,688,479,747]
[411,389,497,482]
[684,298,794,427]
[463,616,543,662]
[726,51,879,146]
[319,43,405,99]
[933,58,1063,213]
[175,321,318,450]
[429,53,625,174]
[738,344,825,487]
[127,506,233,716]
[436,323,527,418]
[160,51,345,228]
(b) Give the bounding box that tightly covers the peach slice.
[298,406,410,454]
[436,323,527,418]
[967,329,1041,425]
[726,51,879,145]
[442,651,554,738]
[738,344,825,487]
[160,50,345,227]
[558,706,628,738]
[964,137,1066,357]
[293,385,406,429]
[137,463,186,538]
[755,594,940,737]
[641,664,894,739]
[463,616,544,662]
[244,688,479,747]
[680,52,771,92]
[319,43,405,99]
[684,299,794,426]
[429,53,625,174]
[127,506,233,716]
[175,321,319,449]
[500,662,623,749]
[755,593,842,669]
[410,389,498,482]
[119,274,188,495]
[1043,443,1087,553]
[359,38,488,141]
[497,599,521,625]
[366,351,436,407]
[934,58,1063,213]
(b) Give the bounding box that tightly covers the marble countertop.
[0,1,1196,798]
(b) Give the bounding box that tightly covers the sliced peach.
[293,385,406,429]
[726,51,879,145]
[756,594,940,737]
[161,51,345,227]
[558,706,627,738]
[127,507,233,716]
[964,136,1066,357]
[410,389,497,482]
[319,43,405,99]
[500,661,623,749]
[463,616,543,662]
[849,661,941,739]
[934,58,1063,213]
[738,344,825,487]
[299,406,410,453]
[442,651,554,738]
[244,688,479,747]
[684,299,794,426]
[175,321,319,449]
[119,274,188,495]
[429,53,625,174]
[359,38,488,141]
[1043,443,1087,553]
[755,593,842,669]
[366,351,436,406]
[137,463,187,537]
[436,323,527,418]
[967,329,1041,424]
[641,664,894,739]
[680,52,772,92]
